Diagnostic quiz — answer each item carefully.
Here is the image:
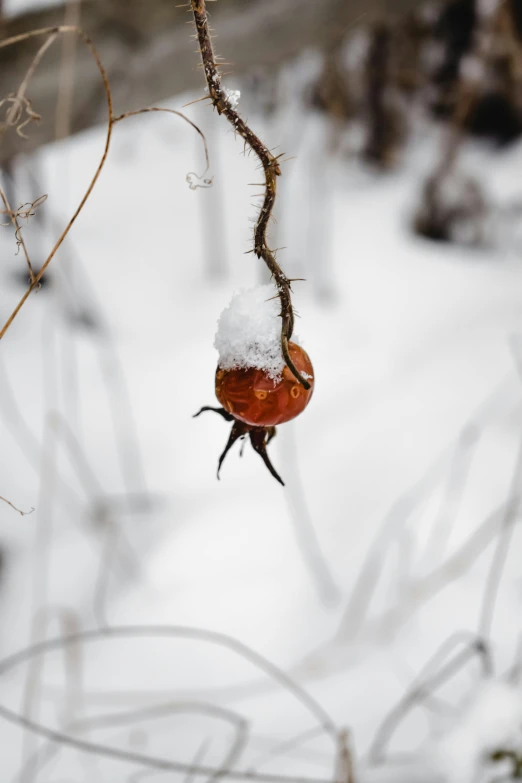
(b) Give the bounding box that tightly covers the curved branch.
[0,28,210,342]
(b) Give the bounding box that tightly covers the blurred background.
[2,0,522,781]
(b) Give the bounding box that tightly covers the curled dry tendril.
[0,193,48,224]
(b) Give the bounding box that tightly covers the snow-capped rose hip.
[215,342,314,427]
[194,285,314,486]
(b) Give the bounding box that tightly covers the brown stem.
[190,0,310,390]
[112,107,210,175]
[0,494,34,516]
[0,27,209,342]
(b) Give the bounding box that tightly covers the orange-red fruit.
[215,342,314,427]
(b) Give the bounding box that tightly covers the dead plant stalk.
[0,26,208,341]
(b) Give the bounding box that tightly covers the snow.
[225,88,241,111]
[430,680,522,782]
[214,283,292,379]
[1,48,522,783]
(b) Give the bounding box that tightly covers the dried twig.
[190,0,310,389]
[0,25,209,342]
[0,494,33,516]
[112,106,210,175]
[0,32,57,141]
[334,729,355,783]
[0,25,113,340]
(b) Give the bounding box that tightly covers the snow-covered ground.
[1,53,522,781]
[3,0,62,17]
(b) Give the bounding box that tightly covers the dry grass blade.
[112,106,210,176]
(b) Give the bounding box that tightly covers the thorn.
[183,95,212,107]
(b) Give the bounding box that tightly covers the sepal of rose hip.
[193,407,284,486]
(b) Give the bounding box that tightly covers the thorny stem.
[190,0,311,390]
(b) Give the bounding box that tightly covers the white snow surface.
[430,680,522,782]
[2,54,522,783]
[214,283,290,379]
